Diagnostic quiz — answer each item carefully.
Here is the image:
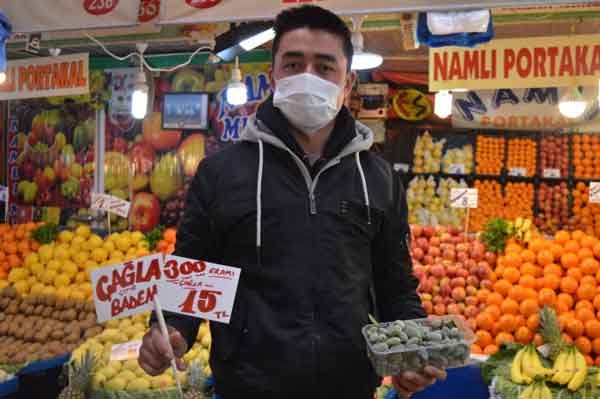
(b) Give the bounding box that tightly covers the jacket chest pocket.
[338,200,382,240]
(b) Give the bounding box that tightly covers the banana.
[528,346,554,378]
[539,382,552,399]
[567,349,588,391]
[511,347,531,384]
[515,217,524,229]
[552,348,572,385]
[554,347,577,385]
[522,218,532,230]
[519,383,535,399]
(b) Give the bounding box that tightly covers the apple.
[423,226,434,238]
[412,247,424,261]
[446,304,461,315]
[466,286,478,297]
[465,296,479,306]
[130,142,156,191]
[451,277,466,288]
[130,192,161,232]
[451,287,466,302]
[430,265,445,278]
[422,300,433,314]
[411,224,423,238]
[434,304,446,316]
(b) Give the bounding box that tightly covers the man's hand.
[138,325,188,376]
[392,366,446,398]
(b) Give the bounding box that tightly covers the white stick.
[153,296,184,398]
[5,190,9,224]
[107,212,111,236]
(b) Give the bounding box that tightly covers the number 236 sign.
[156,256,241,323]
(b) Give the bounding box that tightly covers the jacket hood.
[241,114,374,160]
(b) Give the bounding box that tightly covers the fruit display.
[470,180,503,232]
[412,131,444,174]
[473,229,600,365]
[0,223,41,282]
[0,288,101,365]
[410,225,494,331]
[506,137,536,177]
[503,182,534,221]
[442,144,474,174]
[475,135,505,175]
[363,317,472,376]
[539,134,569,178]
[573,134,600,179]
[536,183,570,234]
[1,226,150,300]
[406,176,468,227]
[571,182,600,236]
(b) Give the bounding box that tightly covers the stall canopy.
[159,0,590,24]
[0,0,140,33]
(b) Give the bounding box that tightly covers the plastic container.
[362,315,476,377]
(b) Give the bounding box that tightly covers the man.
[139,5,445,398]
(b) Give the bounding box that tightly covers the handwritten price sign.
[156,256,241,324]
[91,193,131,218]
[590,182,600,203]
[450,188,478,209]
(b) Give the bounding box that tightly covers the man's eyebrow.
[281,51,338,63]
[281,51,304,58]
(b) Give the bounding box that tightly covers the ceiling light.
[226,57,247,106]
[0,71,5,85]
[240,27,275,51]
[351,31,383,71]
[131,71,149,119]
[434,90,453,118]
[559,87,586,119]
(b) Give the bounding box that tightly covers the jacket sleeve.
[150,158,221,351]
[372,172,426,322]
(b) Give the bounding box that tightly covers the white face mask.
[273,73,342,135]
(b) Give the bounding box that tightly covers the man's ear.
[344,71,357,97]
[268,67,275,91]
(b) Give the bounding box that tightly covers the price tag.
[91,193,111,212]
[543,168,561,178]
[156,255,242,324]
[0,186,8,202]
[590,182,600,203]
[448,163,466,174]
[509,167,527,177]
[90,193,131,218]
[450,188,478,209]
[393,163,410,173]
[110,341,142,361]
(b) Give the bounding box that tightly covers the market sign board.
[0,53,89,101]
[430,34,600,91]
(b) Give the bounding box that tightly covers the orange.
[576,300,594,311]
[572,230,586,243]
[476,313,494,331]
[585,355,594,366]
[576,307,596,323]
[501,299,520,315]
[565,240,581,253]
[575,336,593,355]
[544,263,563,277]
[7,255,20,269]
[584,235,600,249]
[550,244,565,260]
[163,227,177,244]
[585,319,600,339]
[592,338,600,355]
[561,276,579,294]
[494,279,512,297]
[593,242,600,258]
[498,314,516,333]
[567,268,583,282]
[505,243,523,254]
[475,330,493,347]
[484,345,499,355]
[520,299,539,317]
[594,295,600,311]
[581,276,597,287]
[581,258,599,276]
[555,300,571,315]
[521,250,536,263]
[578,284,597,301]
[538,288,557,307]
[521,262,538,277]
[527,314,540,330]
[485,305,502,321]
[471,344,483,354]
[477,289,491,304]
[487,292,504,307]
[495,332,515,346]
[4,242,16,255]
[578,247,594,260]
[555,230,571,245]
[566,318,585,338]
[515,326,533,344]
[504,253,522,269]
[519,275,538,290]
[503,267,521,284]
[523,288,539,301]
[537,250,554,266]
[508,285,526,302]
[533,333,544,347]
[529,238,547,254]
[541,274,561,290]
[561,253,579,269]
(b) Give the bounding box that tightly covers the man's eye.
[284,63,300,70]
[319,64,334,73]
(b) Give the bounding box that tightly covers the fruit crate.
[362,315,475,377]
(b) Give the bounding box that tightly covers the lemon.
[131,231,144,244]
[105,377,127,391]
[119,370,137,383]
[137,241,149,250]
[72,235,86,247]
[79,283,92,297]
[100,365,118,381]
[75,271,87,284]
[62,262,78,278]
[103,241,116,253]
[58,230,74,243]
[42,285,57,296]
[38,244,54,264]
[123,359,139,372]
[75,225,91,239]
[54,245,70,262]
[8,267,28,283]
[109,233,121,242]
[120,230,131,239]
[30,282,45,295]
[126,247,138,257]
[27,275,37,286]
[116,237,131,252]
[13,280,30,295]
[127,378,151,390]
[84,259,98,269]
[70,290,86,301]
[56,286,72,299]
[54,273,71,288]
[47,260,61,272]
[24,253,39,269]
[92,248,109,263]
[88,234,104,250]
[110,250,125,260]
[73,251,90,268]
[136,248,150,257]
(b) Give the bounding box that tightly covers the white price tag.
[110,341,143,361]
[543,168,561,178]
[509,167,527,177]
[393,163,410,173]
[156,255,242,324]
[90,192,111,212]
[90,193,131,218]
[0,186,8,202]
[450,188,478,209]
[448,163,466,174]
[590,182,600,203]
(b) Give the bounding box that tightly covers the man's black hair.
[272,5,354,71]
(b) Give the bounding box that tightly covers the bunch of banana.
[552,346,588,391]
[519,380,552,399]
[512,345,553,384]
[508,217,533,243]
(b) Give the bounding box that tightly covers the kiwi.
[51,310,61,320]
[0,297,10,309]
[41,307,53,318]
[63,309,77,322]
[51,329,65,340]
[45,295,56,307]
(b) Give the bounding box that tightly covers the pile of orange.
[471,229,600,366]
[506,137,537,177]
[476,135,505,175]
[471,180,504,231]
[573,134,600,179]
[571,182,600,236]
[0,223,40,280]
[155,227,177,256]
[503,182,534,221]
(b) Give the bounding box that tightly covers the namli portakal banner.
[429,34,600,91]
[0,53,89,101]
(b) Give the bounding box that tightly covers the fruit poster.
[105,63,271,233]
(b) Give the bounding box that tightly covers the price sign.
[448,163,466,174]
[590,182,600,203]
[91,254,163,322]
[110,341,142,361]
[393,163,410,173]
[156,256,241,324]
[84,0,119,15]
[543,168,561,178]
[509,167,527,177]
[450,188,478,209]
[138,0,159,22]
[91,193,110,212]
[91,193,131,218]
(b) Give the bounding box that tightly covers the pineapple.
[58,350,94,399]
[539,305,565,360]
[184,361,207,399]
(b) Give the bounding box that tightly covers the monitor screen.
[162,92,209,130]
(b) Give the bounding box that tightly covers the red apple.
[464,305,478,318]
[423,255,434,265]
[130,192,161,232]
[446,304,461,315]
[452,287,466,302]
[430,265,445,278]
[466,286,478,297]
[434,303,446,316]
[416,237,429,251]
[433,295,444,305]
[412,247,424,261]
[451,277,466,288]
[480,279,493,290]
[430,237,441,247]
[465,296,479,306]
[422,300,433,314]
[423,226,434,238]
[411,224,423,238]
[466,275,480,287]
